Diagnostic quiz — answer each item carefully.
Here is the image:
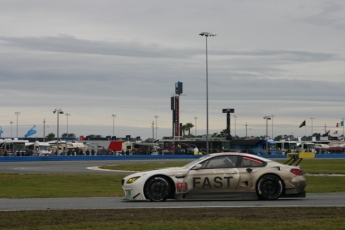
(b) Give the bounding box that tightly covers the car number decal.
[176,182,188,192]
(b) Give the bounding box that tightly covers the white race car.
[121,152,307,201]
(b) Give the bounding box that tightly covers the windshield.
[290,143,297,149]
[183,155,210,168]
[307,144,315,149]
[284,142,297,149]
[40,146,51,151]
[13,143,25,151]
[269,143,277,150]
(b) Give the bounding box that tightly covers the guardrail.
[1,154,345,162]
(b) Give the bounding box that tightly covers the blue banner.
[24,125,37,138]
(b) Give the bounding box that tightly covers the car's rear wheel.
[144,176,171,202]
[256,174,283,200]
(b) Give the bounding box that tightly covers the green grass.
[277,159,345,174]
[0,208,344,230]
[0,174,125,198]
[306,176,345,193]
[2,218,345,230]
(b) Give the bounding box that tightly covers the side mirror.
[192,164,202,170]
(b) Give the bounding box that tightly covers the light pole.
[199,31,216,154]
[10,121,13,138]
[271,115,274,140]
[112,114,116,137]
[53,109,64,155]
[43,119,46,142]
[65,113,71,135]
[263,115,271,154]
[310,118,315,137]
[15,112,20,138]
[194,117,198,136]
[151,121,154,141]
[234,115,237,139]
[245,123,251,140]
[154,115,159,140]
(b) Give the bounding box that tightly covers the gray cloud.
[1,35,340,64]
[297,1,345,30]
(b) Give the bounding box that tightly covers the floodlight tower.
[53,109,64,155]
[65,113,71,135]
[263,115,271,154]
[154,115,159,139]
[112,114,116,137]
[15,112,20,138]
[194,117,198,136]
[10,121,13,138]
[199,32,216,154]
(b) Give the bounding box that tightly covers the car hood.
[124,167,189,179]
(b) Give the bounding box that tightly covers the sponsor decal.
[176,182,188,192]
[193,176,233,189]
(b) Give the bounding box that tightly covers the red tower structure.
[171,82,183,137]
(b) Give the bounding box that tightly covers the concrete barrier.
[1,154,345,162]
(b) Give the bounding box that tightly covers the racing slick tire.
[144,176,171,202]
[256,174,283,200]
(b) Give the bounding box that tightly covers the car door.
[185,155,240,196]
[235,156,267,193]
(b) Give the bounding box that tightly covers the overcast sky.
[1,0,344,140]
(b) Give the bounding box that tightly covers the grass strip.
[276,159,345,174]
[0,174,126,198]
[0,207,344,230]
[1,174,345,199]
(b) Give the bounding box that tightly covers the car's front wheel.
[144,176,171,201]
[256,174,283,200]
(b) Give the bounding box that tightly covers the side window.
[240,156,266,167]
[201,156,238,169]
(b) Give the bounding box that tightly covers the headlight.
[127,176,140,184]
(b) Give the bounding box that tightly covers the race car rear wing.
[284,152,315,166]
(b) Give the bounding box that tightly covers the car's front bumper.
[122,184,147,201]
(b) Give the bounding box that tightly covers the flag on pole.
[334,131,338,135]
[336,123,339,127]
[322,130,330,137]
[299,120,306,128]
[341,121,344,127]
[0,126,3,138]
[24,125,37,138]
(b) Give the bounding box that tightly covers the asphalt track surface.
[1,160,345,211]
